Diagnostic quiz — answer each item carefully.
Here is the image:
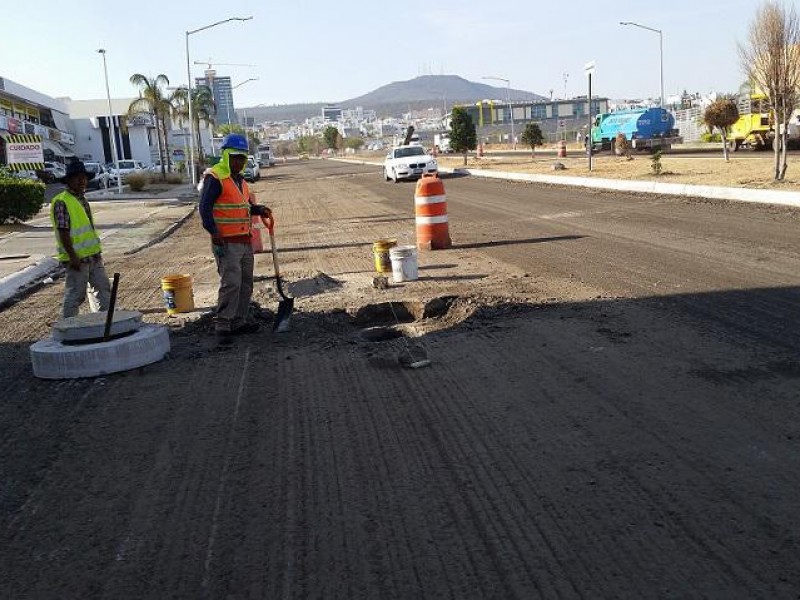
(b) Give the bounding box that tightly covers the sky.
[0,0,773,108]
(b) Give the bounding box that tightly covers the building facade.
[456,97,610,143]
[0,77,76,166]
[195,70,234,126]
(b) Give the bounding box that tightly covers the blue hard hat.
[221,133,249,153]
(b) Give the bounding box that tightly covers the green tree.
[449,107,477,165]
[703,98,739,161]
[170,85,217,166]
[322,126,341,151]
[344,137,365,151]
[217,123,246,136]
[247,132,260,154]
[298,135,322,156]
[128,74,171,178]
[520,123,544,155]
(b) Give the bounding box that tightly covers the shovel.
[262,215,294,332]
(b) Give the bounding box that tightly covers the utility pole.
[583,61,595,172]
[97,49,122,194]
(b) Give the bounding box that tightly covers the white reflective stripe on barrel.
[414,194,447,206]
[415,215,449,225]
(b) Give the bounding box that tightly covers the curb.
[124,204,198,256]
[331,158,800,209]
[0,256,60,309]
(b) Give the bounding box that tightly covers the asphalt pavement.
[1,160,799,598]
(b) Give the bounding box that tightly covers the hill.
[240,75,545,123]
[345,74,544,106]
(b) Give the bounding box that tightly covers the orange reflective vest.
[209,172,252,238]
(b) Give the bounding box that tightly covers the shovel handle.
[261,214,274,234]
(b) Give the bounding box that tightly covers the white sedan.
[383,145,438,182]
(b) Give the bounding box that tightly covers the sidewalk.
[0,198,196,307]
[86,182,198,201]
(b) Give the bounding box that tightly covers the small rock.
[43,277,54,284]
[552,162,566,171]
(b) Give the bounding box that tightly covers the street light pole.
[185,16,253,186]
[620,21,664,108]
[97,49,122,194]
[231,78,259,127]
[482,76,515,149]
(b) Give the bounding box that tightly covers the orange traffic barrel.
[415,174,452,250]
[557,140,567,158]
[477,143,484,158]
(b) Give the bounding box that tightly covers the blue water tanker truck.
[589,107,682,152]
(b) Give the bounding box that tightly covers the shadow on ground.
[1,285,799,597]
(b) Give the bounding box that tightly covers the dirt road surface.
[2,160,799,599]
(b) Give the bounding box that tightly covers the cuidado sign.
[5,134,44,171]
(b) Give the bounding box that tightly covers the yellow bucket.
[373,239,397,274]
[161,274,195,315]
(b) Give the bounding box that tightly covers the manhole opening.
[352,296,460,342]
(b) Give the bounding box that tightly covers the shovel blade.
[273,297,294,332]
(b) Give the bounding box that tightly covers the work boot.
[232,322,260,335]
[216,329,234,346]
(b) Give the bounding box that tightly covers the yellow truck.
[730,94,773,151]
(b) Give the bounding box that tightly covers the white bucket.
[389,245,419,283]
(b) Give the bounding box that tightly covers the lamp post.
[620,21,664,108]
[229,78,259,125]
[185,16,253,186]
[482,76,515,149]
[97,49,122,194]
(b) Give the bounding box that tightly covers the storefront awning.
[58,142,76,157]
[42,138,65,156]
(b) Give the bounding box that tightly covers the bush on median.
[127,172,149,192]
[0,170,46,224]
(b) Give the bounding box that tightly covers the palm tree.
[167,87,190,172]
[128,74,170,178]
[170,85,216,166]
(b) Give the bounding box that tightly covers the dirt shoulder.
[436,152,800,191]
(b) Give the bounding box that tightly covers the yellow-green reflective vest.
[50,191,102,262]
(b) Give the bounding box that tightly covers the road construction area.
[2,159,800,598]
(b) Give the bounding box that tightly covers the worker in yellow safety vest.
[50,161,111,318]
[199,133,271,345]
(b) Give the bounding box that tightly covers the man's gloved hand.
[211,236,225,259]
[251,204,272,218]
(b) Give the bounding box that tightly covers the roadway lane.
[2,159,799,598]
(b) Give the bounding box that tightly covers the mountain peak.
[342,74,544,109]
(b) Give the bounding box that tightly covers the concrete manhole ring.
[30,324,171,379]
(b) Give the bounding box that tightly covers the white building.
[67,98,191,166]
[0,76,77,166]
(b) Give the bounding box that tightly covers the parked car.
[13,169,42,182]
[148,161,174,174]
[43,161,66,182]
[383,145,438,182]
[108,160,146,185]
[242,157,261,183]
[84,162,110,190]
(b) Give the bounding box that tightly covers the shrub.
[0,174,46,223]
[166,173,183,184]
[700,132,723,143]
[650,150,663,176]
[127,172,148,192]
